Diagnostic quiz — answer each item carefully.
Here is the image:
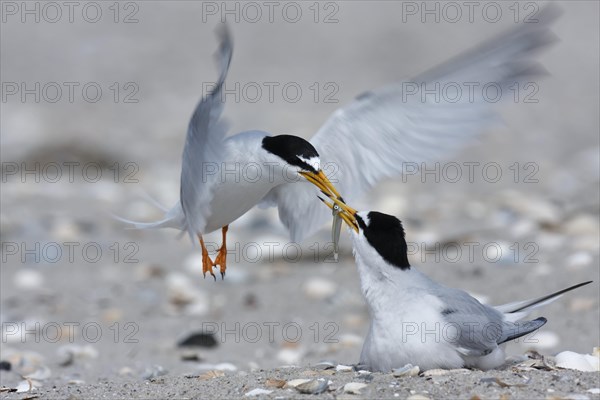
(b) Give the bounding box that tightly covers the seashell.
[336,364,353,372]
[244,388,272,397]
[142,365,168,380]
[303,278,338,300]
[198,370,225,380]
[566,252,593,270]
[392,364,420,377]
[339,333,363,347]
[24,366,51,380]
[422,368,471,377]
[265,378,286,388]
[295,379,330,394]
[14,270,44,290]
[313,361,335,370]
[555,351,599,372]
[277,348,304,365]
[406,395,431,400]
[285,379,311,388]
[343,382,368,394]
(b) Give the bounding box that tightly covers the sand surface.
[1,1,599,398]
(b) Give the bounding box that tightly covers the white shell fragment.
[294,378,330,394]
[343,382,368,394]
[14,269,44,290]
[335,364,353,372]
[421,368,470,377]
[244,388,273,397]
[285,379,311,388]
[555,349,600,372]
[392,364,420,377]
[303,278,338,300]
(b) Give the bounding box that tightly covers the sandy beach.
[1,1,599,398]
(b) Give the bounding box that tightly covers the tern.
[123,7,558,280]
[319,196,592,371]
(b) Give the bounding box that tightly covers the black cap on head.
[262,135,320,172]
[356,211,411,270]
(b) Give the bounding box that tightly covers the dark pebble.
[177,332,218,348]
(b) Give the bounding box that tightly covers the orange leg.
[198,234,216,281]
[213,225,228,279]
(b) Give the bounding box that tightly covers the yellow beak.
[299,170,343,199]
[318,194,359,233]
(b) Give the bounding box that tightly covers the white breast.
[201,131,286,233]
[352,236,464,371]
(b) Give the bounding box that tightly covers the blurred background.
[1,0,598,387]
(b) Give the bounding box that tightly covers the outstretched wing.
[180,26,233,238]
[267,6,559,242]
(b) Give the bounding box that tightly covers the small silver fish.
[331,202,343,261]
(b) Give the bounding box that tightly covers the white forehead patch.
[357,211,370,227]
[297,156,320,171]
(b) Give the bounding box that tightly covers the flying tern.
[123,7,558,280]
[319,196,592,371]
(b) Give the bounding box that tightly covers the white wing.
[266,6,559,242]
[180,26,232,238]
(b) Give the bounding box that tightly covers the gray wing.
[436,287,547,355]
[180,26,232,238]
[435,286,506,356]
[266,6,559,242]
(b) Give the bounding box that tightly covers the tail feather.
[500,317,547,344]
[111,202,185,231]
[496,281,593,318]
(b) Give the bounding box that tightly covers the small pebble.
[16,380,35,393]
[314,361,335,370]
[24,366,51,380]
[336,364,353,372]
[303,278,338,300]
[406,395,431,400]
[285,379,311,388]
[198,370,225,380]
[265,378,286,388]
[562,395,590,400]
[563,215,599,236]
[295,379,330,394]
[277,348,304,365]
[244,388,272,397]
[566,252,593,269]
[392,364,420,377]
[118,367,134,376]
[180,352,202,362]
[14,270,44,290]
[56,345,99,366]
[339,334,362,347]
[177,332,218,348]
[421,368,469,377]
[343,382,368,394]
[141,365,168,380]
